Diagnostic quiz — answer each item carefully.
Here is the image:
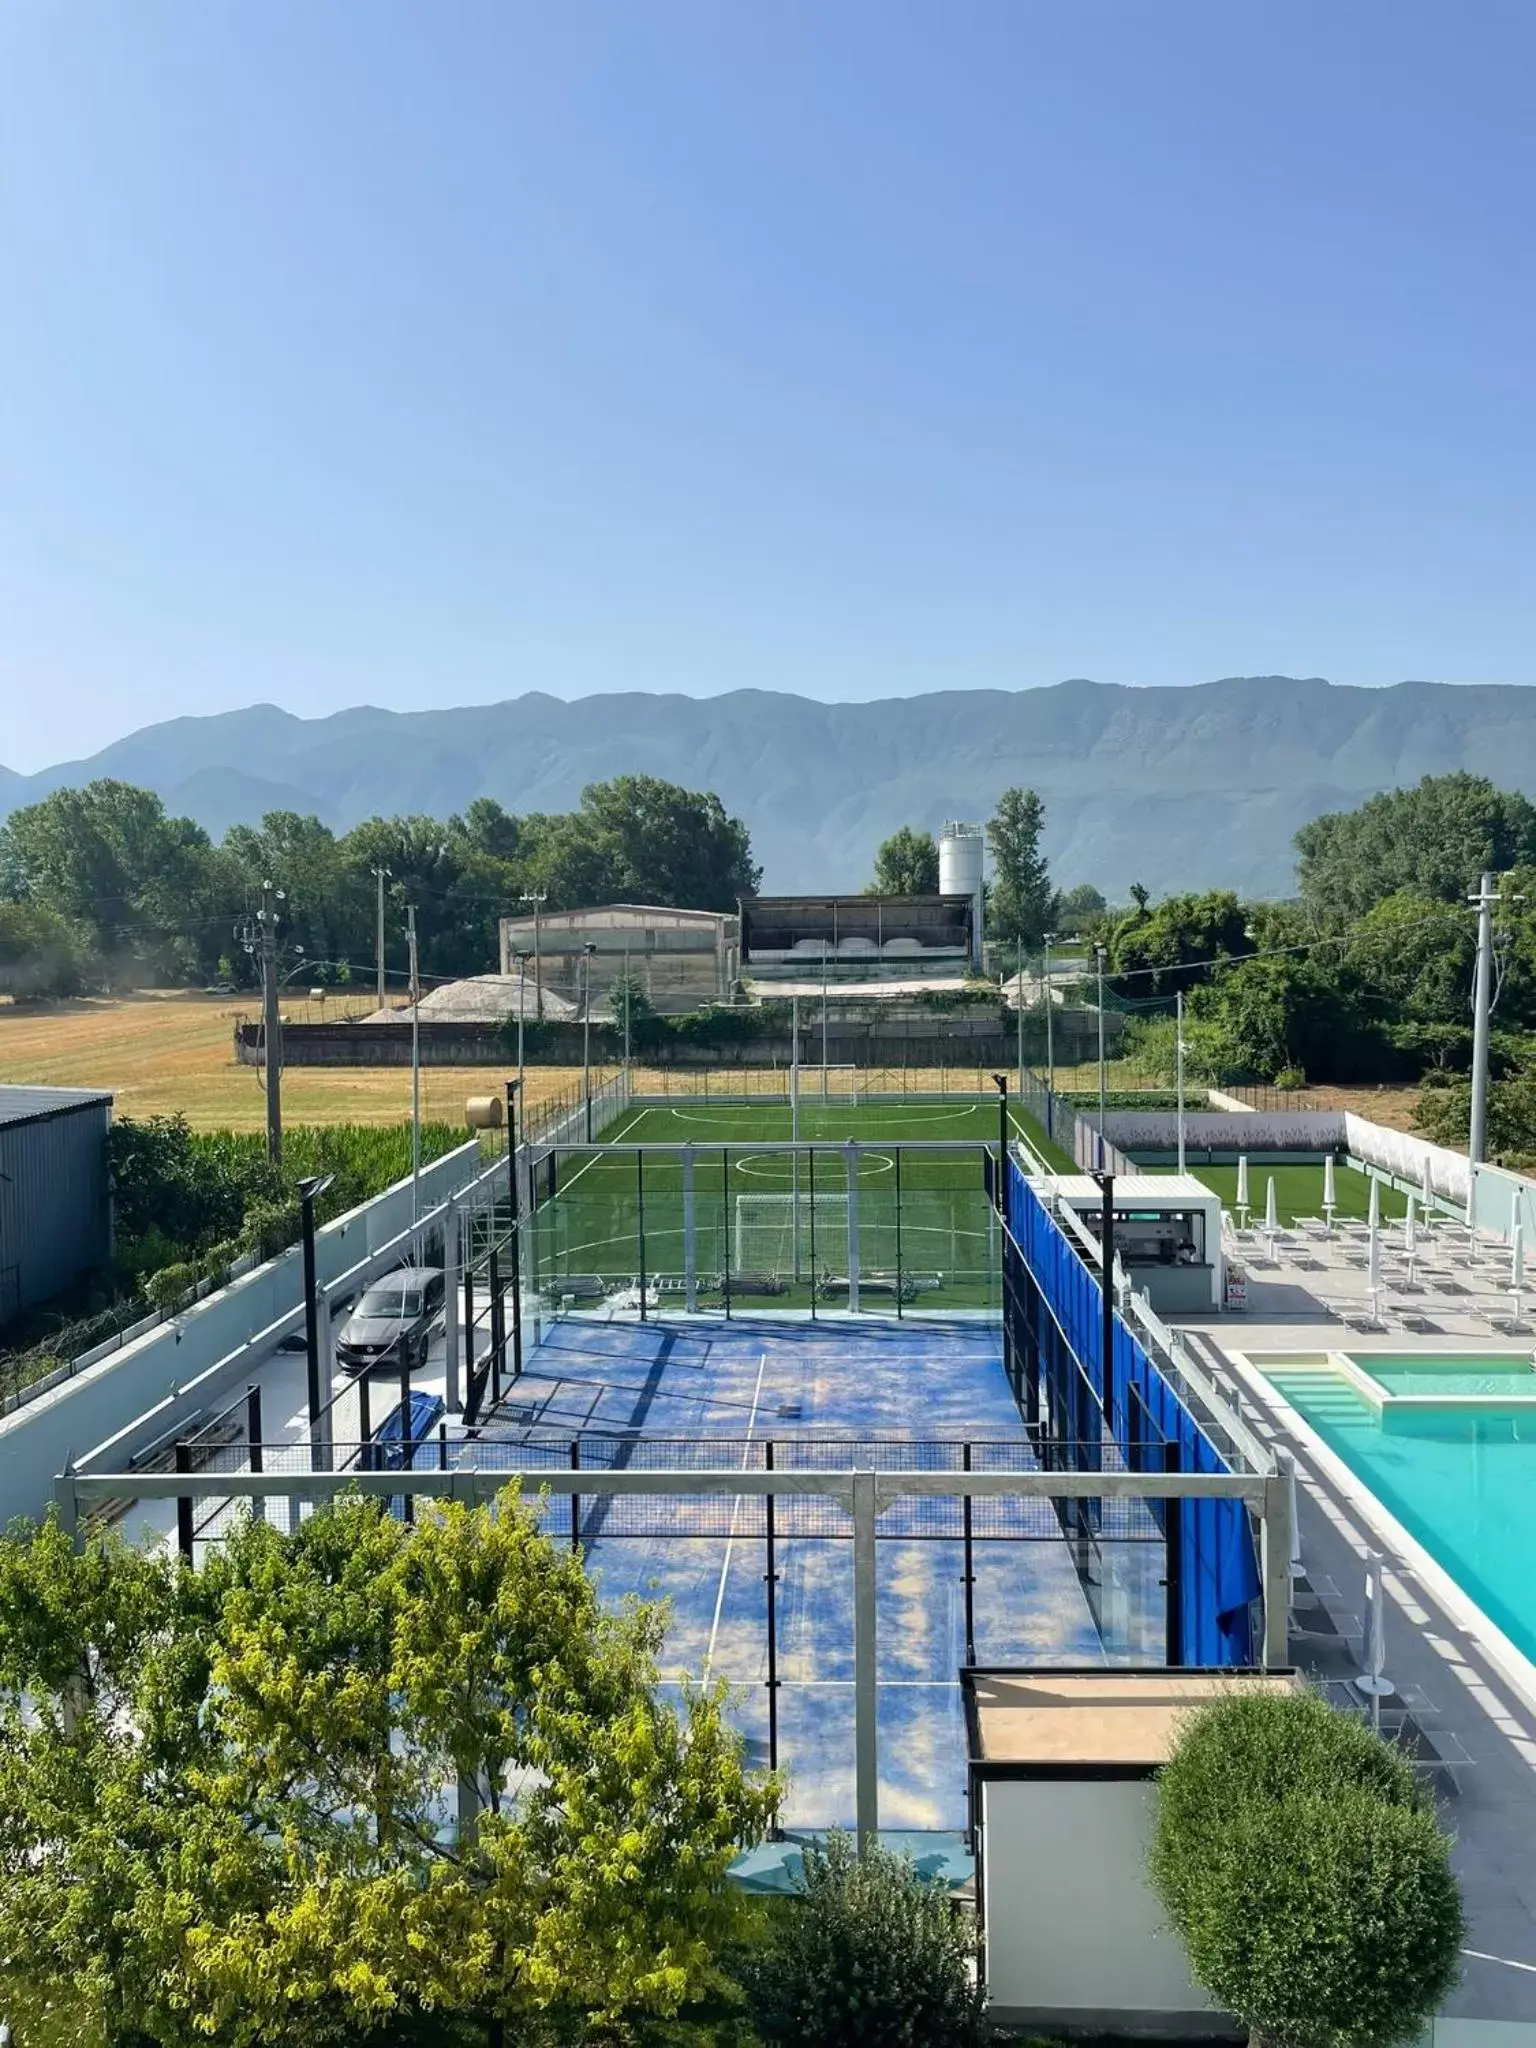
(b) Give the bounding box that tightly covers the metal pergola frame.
[52,1457,1291,1850]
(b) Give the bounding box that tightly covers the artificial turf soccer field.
[523,1095,1064,1313]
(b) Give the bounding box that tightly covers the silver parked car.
[335,1267,445,1375]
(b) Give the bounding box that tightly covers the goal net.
[734,1192,850,1275]
[790,1064,860,1107]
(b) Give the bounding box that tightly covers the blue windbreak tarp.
[1005,1162,1259,1664]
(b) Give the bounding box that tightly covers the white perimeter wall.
[983,1776,1218,2024]
[0,1142,483,1526]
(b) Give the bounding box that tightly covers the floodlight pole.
[520,890,547,1021]
[1096,943,1108,1166]
[1043,930,1055,1126]
[407,904,421,1221]
[372,864,390,1007]
[581,943,596,1141]
[513,950,530,1100]
[299,1173,334,1471]
[505,1078,523,1380]
[821,938,830,1084]
[992,1073,1010,1210]
[260,879,285,1167]
[1096,1170,1116,1435]
[1187,987,1196,1179]
[1015,936,1024,1099]
[1470,870,1496,1167]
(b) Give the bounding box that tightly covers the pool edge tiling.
[1229,1348,1536,1716]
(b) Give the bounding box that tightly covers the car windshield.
[357,1287,421,1319]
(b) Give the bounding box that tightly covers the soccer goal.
[790,1063,860,1108]
[734,1192,850,1275]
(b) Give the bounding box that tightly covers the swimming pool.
[1254,1352,1536,1668]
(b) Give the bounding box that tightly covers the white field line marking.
[703,1349,769,1680]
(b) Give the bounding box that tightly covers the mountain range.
[3,677,1534,898]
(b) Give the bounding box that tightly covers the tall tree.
[529,775,760,911]
[0,779,231,982]
[985,788,1053,949]
[1295,772,1536,923]
[0,1491,768,2044]
[869,824,940,895]
[1106,889,1253,1002]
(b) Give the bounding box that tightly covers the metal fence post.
[683,1143,697,1312]
[636,1151,648,1322]
[247,1384,265,1522]
[765,1440,780,1785]
[175,1441,194,1561]
[962,1443,976,1668]
[1163,1439,1184,1665]
[358,1371,372,1462]
[852,1469,879,1852]
[489,1245,503,1407]
[444,1202,462,1414]
[570,1438,581,1554]
[1261,1469,1293,1669]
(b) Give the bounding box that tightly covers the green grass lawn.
[1147,1160,1409,1225]
[526,1095,1062,1310]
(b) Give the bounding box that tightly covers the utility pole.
[372,866,390,1007]
[260,880,284,1167]
[1470,871,1497,1167]
[1043,931,1055,1100]
[520,891,548,1021]
[407,904,421,1217]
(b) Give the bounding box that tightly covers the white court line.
[703,1349,769,1680]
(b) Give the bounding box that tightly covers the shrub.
[1149,1690,1462,2048]
[747,1832,984,2047]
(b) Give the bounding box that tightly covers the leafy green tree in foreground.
[0,1491,770,2046]
[747,1832,984,2048]
[1150,1690,1462,2048]
[869,825,940,896]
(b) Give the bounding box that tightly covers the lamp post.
[991,1073,1009,1213]
[407,904,421,1220]
[1095,943,1108,1160]
[1176,987,1187,1176]
[298,1172,335,1471]
[581,942,596,1141]
[821,936,830,1087]
[1042,929,1056,1125]
[504,1077,523,1380]
[1015,936,1024,1099]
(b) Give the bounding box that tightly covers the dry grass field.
[0,992,617,1132]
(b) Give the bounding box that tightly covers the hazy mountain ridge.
[2,677,1533,896]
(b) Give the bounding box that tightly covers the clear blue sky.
[3,0,1534,769]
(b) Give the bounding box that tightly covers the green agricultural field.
[523,1095,1065,1312]
[1148,1160,1409,1225]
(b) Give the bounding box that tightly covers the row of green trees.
[0,774,761,995]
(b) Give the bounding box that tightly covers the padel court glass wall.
[1003,1161,1261,1665]
[525,1141,1001,1315]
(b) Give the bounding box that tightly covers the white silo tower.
[939,822,986,967]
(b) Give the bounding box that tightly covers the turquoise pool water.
[1265,1359,1536,1665]
[1361,1355,1536,1399]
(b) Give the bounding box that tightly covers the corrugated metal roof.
[0,1084,114,1131]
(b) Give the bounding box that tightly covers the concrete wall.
[0,1142,483,1526]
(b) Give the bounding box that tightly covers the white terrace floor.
[1172,1211,1536,2026]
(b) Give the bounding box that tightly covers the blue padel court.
[470,1315,1165,1829]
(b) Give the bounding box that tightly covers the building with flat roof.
[0,1085,114,1326]
[739,893,975,984]
[497,903,737,1015]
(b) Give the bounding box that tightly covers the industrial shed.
[0,1086,114,1326]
